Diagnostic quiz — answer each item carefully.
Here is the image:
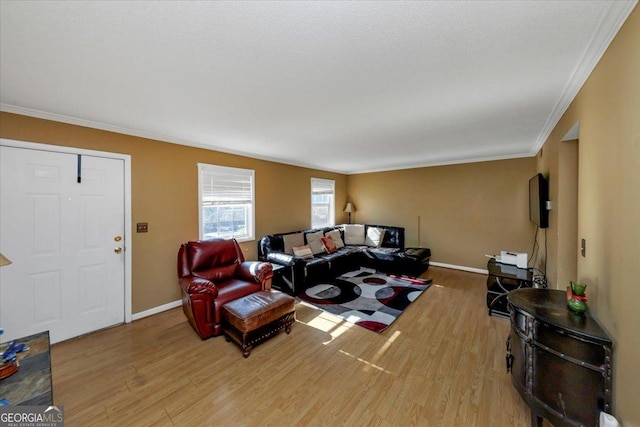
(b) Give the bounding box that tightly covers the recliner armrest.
[265,252,298,266]
[179,275,219,298]
[237,261,273,286]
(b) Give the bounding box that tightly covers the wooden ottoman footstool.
[221,290,296,358]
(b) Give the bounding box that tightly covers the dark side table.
[0,331,53,406]
[486,258,533,316]
[269,263,288,293]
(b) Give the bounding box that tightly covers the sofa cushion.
[366,227,386,248]
[306,231,325,255]
[344,224,365,245]
[325,229,345,249]
[304,257,331,282]
[369,225,404,249]
[321,236,338,254]
[292,245,313,259]
[283,233,304,254]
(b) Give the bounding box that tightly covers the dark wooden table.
[486,258,533,316]
[0,331,53,406]
[507,289,613,427]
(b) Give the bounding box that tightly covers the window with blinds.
[311,178,335,228]
[198,163,255,242]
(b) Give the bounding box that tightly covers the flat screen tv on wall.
[529,173,549,229]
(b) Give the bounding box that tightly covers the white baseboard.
[430,261,488,275]
[132,299,182,321]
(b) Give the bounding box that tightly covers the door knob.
[114,247,122,254]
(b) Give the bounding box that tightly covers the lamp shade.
[344,202,355,213]
[0,253,12,267]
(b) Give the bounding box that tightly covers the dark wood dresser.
[507,289,613,427]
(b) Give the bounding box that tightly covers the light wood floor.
[51,266,532,426]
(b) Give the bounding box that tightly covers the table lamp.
[344,203,356,224]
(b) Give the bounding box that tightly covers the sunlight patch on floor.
[361,330,402,372]
[338,349,395,375]
[374,330,401,357]
[295,303,354,343]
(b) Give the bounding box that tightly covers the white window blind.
[311,178,335,228]
[198,163,255,242]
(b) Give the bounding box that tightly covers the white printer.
[495,251,528,269]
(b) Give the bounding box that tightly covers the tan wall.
[556,140,579,288]
[534,138,581,288]
[347,157,537,270]
[537,6,639,424]
[0,112,347,314]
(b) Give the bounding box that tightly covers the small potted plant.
[567,281,588,314]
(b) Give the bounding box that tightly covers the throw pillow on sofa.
[306,231,325,255]
[325,229,345,249]
[292,245,314,259]
[321,236,338,254]
[344,224,365,245]
[283,232,304,254]
[366,227,386,248]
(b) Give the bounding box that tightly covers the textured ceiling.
[0,1,636,173]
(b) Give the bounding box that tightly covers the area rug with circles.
[297,267,432,333]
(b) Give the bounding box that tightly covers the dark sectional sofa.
[257,224,431,295]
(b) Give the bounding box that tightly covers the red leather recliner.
[178,238,273,339]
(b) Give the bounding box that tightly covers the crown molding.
[0,103,535,174]
[342,152,535,175]
[0,103,349,174]
[532,0,638,154]
[1,103,189,147]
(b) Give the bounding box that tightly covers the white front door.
[0,146,125,343]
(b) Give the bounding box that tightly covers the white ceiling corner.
[0,1,636,174]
